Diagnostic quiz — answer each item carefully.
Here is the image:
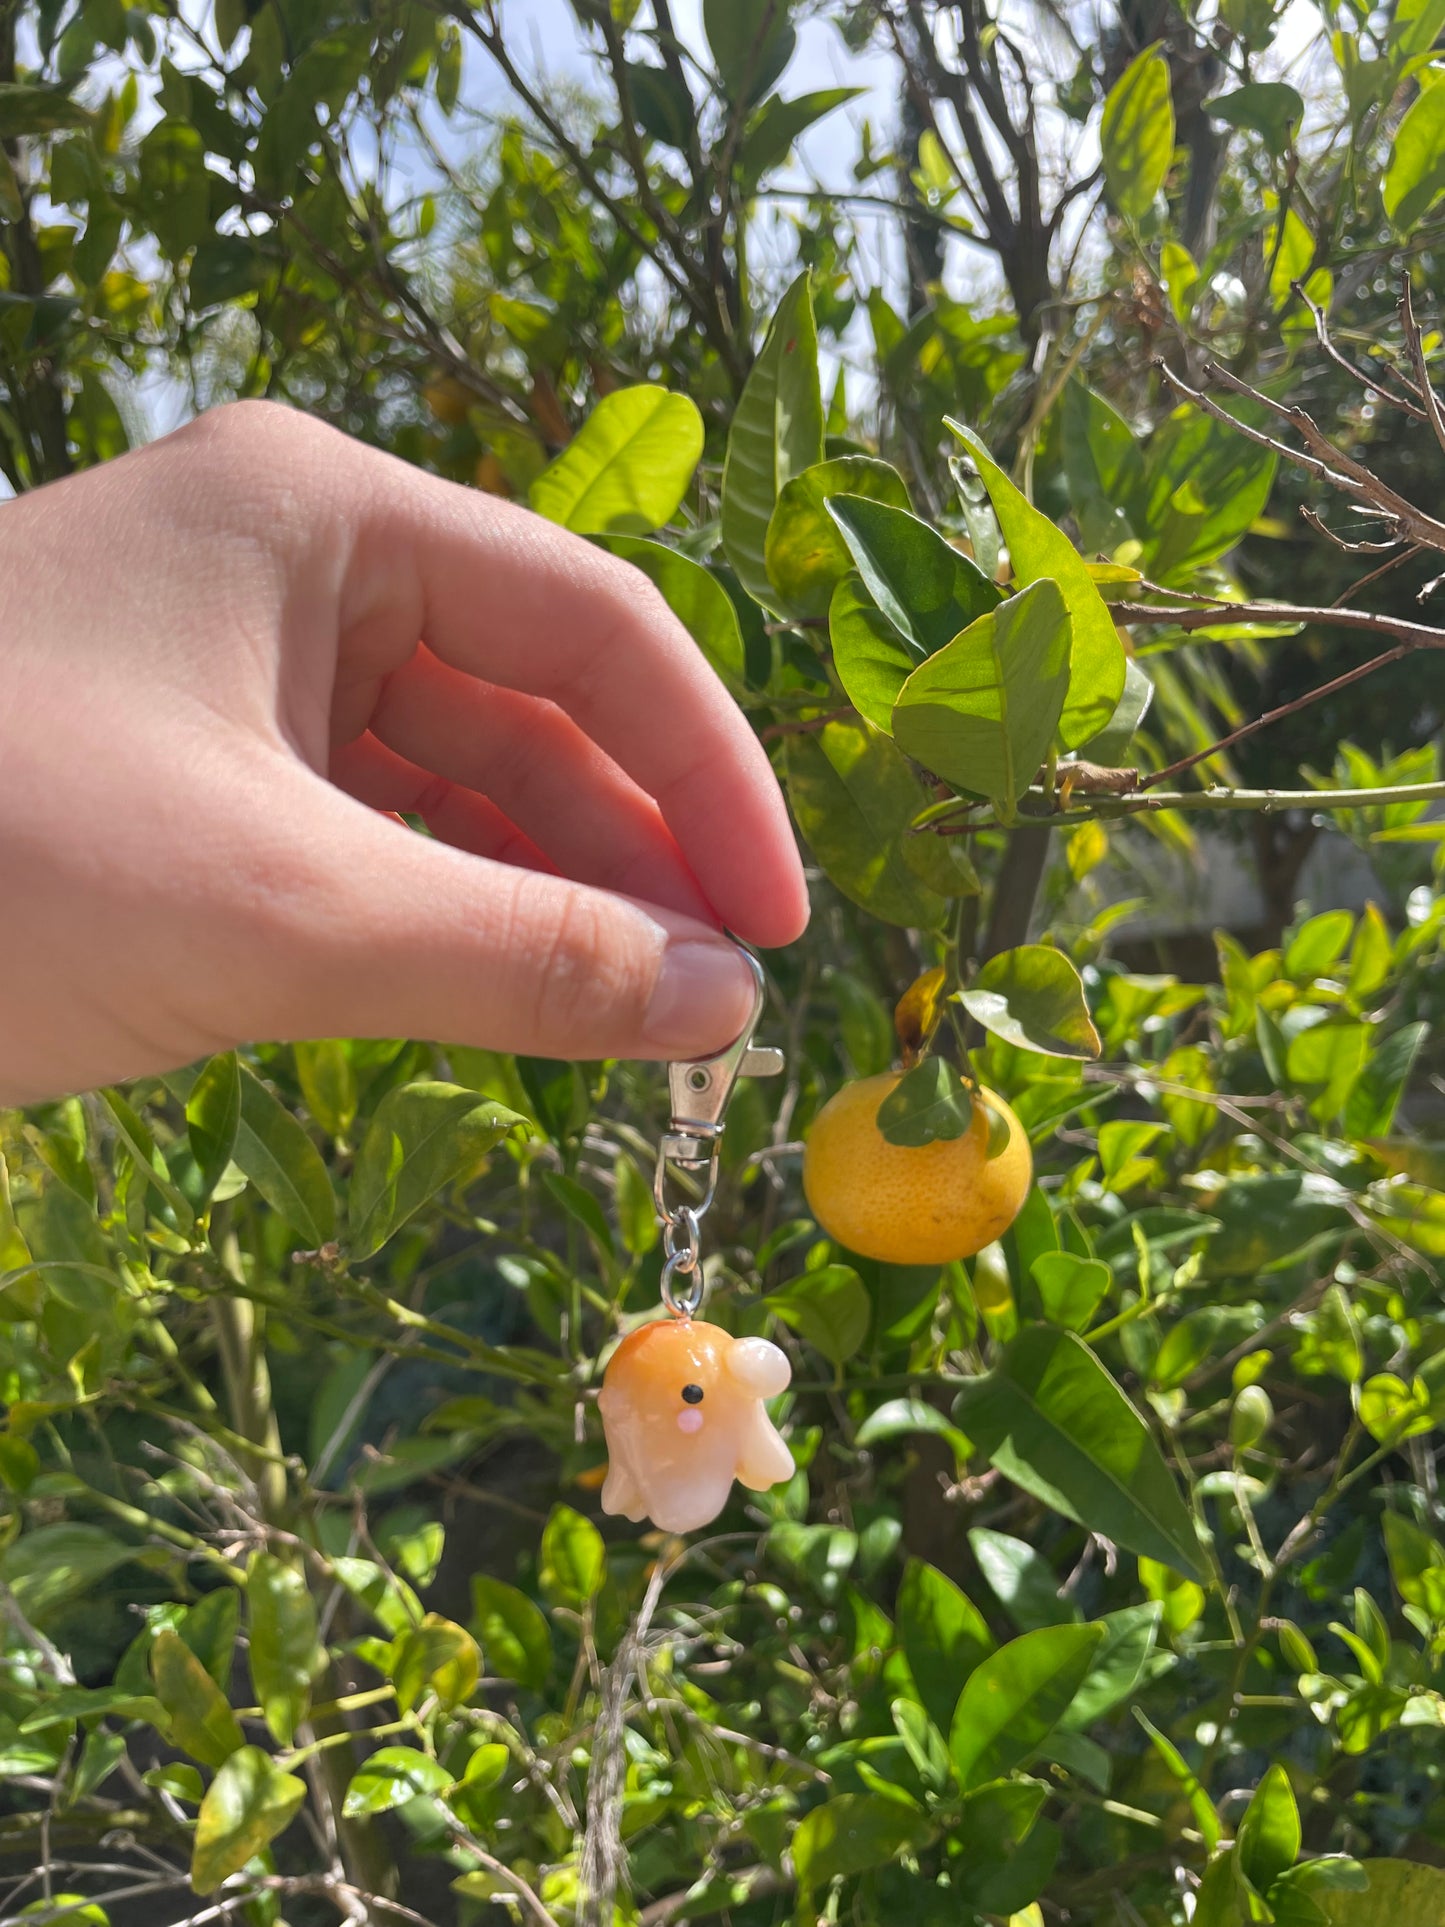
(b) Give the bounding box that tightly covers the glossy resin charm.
[599,1319,793,1533]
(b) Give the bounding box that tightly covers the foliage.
[2,2,1445,1925]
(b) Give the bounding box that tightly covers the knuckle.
[191,396,302,451]
[512,876,649,1050]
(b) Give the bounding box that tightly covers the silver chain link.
[650,948,779,1321]
[654,1150,716,1318]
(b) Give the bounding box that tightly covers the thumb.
[243,774,762,1064]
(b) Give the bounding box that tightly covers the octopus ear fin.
[602,1460,647,1520]
[737,1412,795,1492]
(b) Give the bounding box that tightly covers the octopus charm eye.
[681,1383,704,1405]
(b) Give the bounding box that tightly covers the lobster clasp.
[660,949,782,1168]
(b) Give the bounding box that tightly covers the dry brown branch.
[1115,596,1445,647]
[1398,276,1445,457]
[1155,358,1445,554]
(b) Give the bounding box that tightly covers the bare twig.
[1156,358,1445,555]
[1138,640,1418,789]
[1298,505,1402,553]
[1398,276,1445,456]
[1115,597,1445,650]
[1295,280,1427,422]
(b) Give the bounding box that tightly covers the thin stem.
[1138,640,1417,789]
[1399,276,1445,456]
[1115,597,1445,651]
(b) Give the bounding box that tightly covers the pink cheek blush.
[676,1408,705,1434]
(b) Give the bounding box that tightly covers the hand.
[0,401,808,1106]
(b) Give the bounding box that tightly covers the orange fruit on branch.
[802,1071,1031,1266]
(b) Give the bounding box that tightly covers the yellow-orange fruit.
[803,1072,1032,1266]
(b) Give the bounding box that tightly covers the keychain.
[599,949,794,1534]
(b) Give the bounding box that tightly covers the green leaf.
[180,1588,240,1689]
[391,1613,481,1713]
[342,1745,451,1817]
[293,1039,357,1141]
[1062,1601,1164,1726]
[135,117,209,259]
[953,1326,1205,1579]
[149,1629,245,1770]
[1032,1251,1111,1332]
[529,385,703,534]
[613,1152,659,1258]
[101,1088,195,1232]
[1382,1512,1445,1621]
[20,1683,167,1731]
[704,0,796,103]
[1134,1709,1220,1848]
[855,1397,973,1460]
[186,1052,242,1201]
[470,1576,553,1688]
[896,1558,996,1737]
[0,83,91,137]
[875,1059,974,1148]
[1207,81,1304,156]
[825,495,1000,656]
[1062,382,1145,555]
[539,1504,606,1610]
[784,719,945,929]
[1319,1858,1445,1924]
[0,1524,130,1626]
[792,1792,931,1897]
[1136,406,1277,580]
[959,945,1101,1059]
[765,458,911,617]
[1101,44,1174,220]
[1237,1763,1301,1894]
[348,1081,525,1257]
[1385,82,1445,233]
[540,1170,614,1261]
[946,422,1126,747]
[902,824,983,899]
[191,1745,306,1893]
[626,61,695,149]
[233,1065,337,1246]
[891,1696,951,1792]
[459,1741,511,1793]
[891,580,1072,811]
[1358,1371,1432,1444]
[969,1527,1075,1631]
[1344,1022,1426,1137]
[721,271,824,608]
[828,572,917,731]
[739,86,863,183]
[247,1553,318,1747]
[768,1263,870,1365]
[948,1624,1105,1790]
[593,535,746,686]
[1080,657,1153,765]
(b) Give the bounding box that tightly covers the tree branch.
[1114,597,1445,650]
[1398,275,1445,457]
[1157,356,1445,555]
[1138,640,1419,789]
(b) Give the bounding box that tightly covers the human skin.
[0,400,809,1106]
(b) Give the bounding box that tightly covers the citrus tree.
[2,3,1445,1925]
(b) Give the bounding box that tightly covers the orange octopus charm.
[598,1318,793,1534]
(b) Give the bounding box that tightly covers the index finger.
[341,464,809,952]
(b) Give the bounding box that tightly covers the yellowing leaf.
[529,385,703,534]
[1101,46,1175,221]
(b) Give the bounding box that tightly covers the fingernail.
[644,941,756,1055]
